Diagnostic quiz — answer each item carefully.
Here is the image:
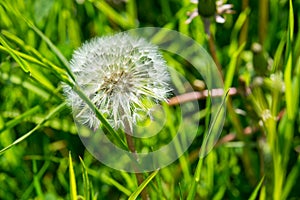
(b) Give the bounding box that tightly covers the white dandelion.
[63,33,170,130]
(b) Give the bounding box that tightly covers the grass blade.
[69,152,78,200]
[0,1,75,81]
[284,0,295,120]
[225,43,246,90]
[80,157,90,200]
[91,0,135,29]
[0,34,30,73]
[128,169,159,200]
[281,155,300,199]
[0,102,66,155]
[187,90,229,200]
[249,176,265,200]
[0,105,41,134]
[32,160,44,199]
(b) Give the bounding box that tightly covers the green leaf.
[0,1,75,81]
[69,152,78,200]
[225,43,246,90]
[281,156,300,199]
[229,8,250,55]
[0,102,66,155]
[21,160,51,200]
[188,90,229,200]
[32,160,44,199]
[91,0,135,29]
[128,169,159,200]
[284,0,295,120]
[0,34,30,73]
[249,176,265,200]
[1,30,70,83]
[0,105,41,134]
[80,157,90,200]
[0,36,57,91]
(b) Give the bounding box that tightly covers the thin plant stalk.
[202,17,222,74]
[258,0,269,46]
[187,91,228,199]
[122,115,148,200]
[239,0,249,45]
[202,13,256,185]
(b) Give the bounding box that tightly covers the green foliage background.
[0,0,300,199]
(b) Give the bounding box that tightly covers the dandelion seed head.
[63,33,170,130]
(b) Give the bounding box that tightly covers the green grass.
[1,0,300,199]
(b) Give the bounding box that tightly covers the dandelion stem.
[121,109,149,200]
[202,17,222,74]
[124,133,148,200]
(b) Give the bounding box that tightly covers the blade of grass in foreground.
[72,85,128,150]
[21,160,51,200]
[69,152,78,200]
[32,160,44,199]
[128,169,160,200]
[187,90,228,200]
[0,30,70,84]
[281,155,300,199]
[80,157,91,200]
[2,1,129,153]
[284,0,295,120]
[1,2,127,152]
[272,1,296,199]
[249,176,265,200]
[87,168,132,196]
[0,34,30,73]
[0,105,41,134]
[0,103,67,155]
[0,1,75,81]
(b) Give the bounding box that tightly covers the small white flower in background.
[186,0,234,24]
[63,33,170,130]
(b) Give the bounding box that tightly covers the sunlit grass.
[0,0,300,199]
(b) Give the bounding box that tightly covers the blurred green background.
[0,0,300,199]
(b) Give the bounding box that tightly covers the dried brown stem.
[123,116,148,200]
[167,87,237,106]
[202,17,222,75]
[208,33,222,73]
